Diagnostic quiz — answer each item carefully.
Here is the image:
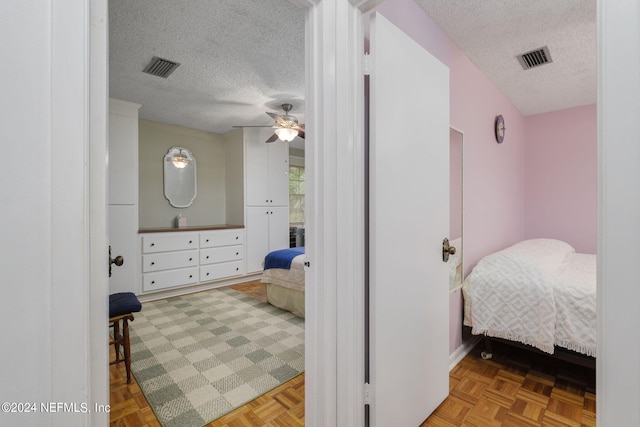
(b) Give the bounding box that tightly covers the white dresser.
[140,227,245,293]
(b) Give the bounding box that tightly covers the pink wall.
[524,105,597,254]
[372,0,526,355]
[373,0,526,276]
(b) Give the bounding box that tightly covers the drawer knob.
[206,239,209,242]
[189,240,193,244]
[235,236,239,240]
[236,252,239,255]
[206,272,210,276]
[150,243,155,247]
[189,257,193,261]
[151,280,155,284]
[151,262,155,265]
[236,267,239,271]
[189,274,193,278]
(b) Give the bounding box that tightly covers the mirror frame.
[163,147,197,208]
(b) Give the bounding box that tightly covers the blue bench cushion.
[109,292,141,318]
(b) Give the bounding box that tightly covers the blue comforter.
[264,247,305,270]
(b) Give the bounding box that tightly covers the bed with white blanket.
[462,239,596,364]
[261,247,305,318]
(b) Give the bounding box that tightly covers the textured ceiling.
[109,0,305,136]
[109,0,596,142]
[415,0,596,116]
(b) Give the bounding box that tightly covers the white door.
[246,206,270,272]
[269,206,291,251]
[267,140,290,206]
[369,12,450,426]
[108,99,141,294]
[245,128,271,206]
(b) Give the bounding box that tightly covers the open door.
[368,12,450,426]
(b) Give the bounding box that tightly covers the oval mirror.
[164,147,197,208]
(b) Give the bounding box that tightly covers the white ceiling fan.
[234,103,305,143]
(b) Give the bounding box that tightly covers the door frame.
[297,1,377,425]
[87,0,378,425]
[79,0,640,425]
[90,0,372,423]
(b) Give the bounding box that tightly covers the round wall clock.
[495,114,505,143]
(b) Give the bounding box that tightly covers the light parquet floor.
[110,281,596,427]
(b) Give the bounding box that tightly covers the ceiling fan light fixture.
[170,148,191,168]
[275,127,298,142]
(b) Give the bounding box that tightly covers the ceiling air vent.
[142,56,181,78]
[517,46,552,70]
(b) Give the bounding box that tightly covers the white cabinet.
[199,229,245,282]
[246,206,290,273]
[108,98,141,294]
[245,128,290,206]
[140,228,245,293]
[244,128,291,273]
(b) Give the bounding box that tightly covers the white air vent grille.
[142,56,181,78]
[517,46,552,70]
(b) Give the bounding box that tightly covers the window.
[289,165,305,224]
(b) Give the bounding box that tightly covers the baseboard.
[449,336,481,371]
[137,273,263,302]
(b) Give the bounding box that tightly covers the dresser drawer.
[142,250,198,273]
[142,267,199,292]
[200,245,244,265]
[200,229,245,248]
[142,233,198,253]
[200,260,245,282]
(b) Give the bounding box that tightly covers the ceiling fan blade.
[232,125,275,128]
[266,112,281,121]
[265,133,278,143]
[297,129,305,139]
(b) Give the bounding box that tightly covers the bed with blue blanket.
[261,247,305,317]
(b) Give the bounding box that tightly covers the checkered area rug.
[129,287,305,427]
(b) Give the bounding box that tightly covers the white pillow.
[499,238,575,275]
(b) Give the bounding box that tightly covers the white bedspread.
[464,239,596,356]
[260,254,305,292]
[554,253,597,356]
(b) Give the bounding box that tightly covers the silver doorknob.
[442,238,456,262]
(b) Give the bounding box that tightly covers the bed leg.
[481,338,493,360]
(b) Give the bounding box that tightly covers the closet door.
[268,206,291,252]
[369,12,450,427]
[246,206,270,273]
[267,140,290,206]
[108,99,140,294]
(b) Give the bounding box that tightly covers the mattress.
[462,239,596,357]
[261,252,306,318]
[260,253,305,292]
[265,284,305,318]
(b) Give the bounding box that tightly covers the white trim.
[50,0,110,425]
[448,337,481,371]
[136,274,262,303]
[89,1,110,426]
[303,0,375,425]
[597,1,640,424]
